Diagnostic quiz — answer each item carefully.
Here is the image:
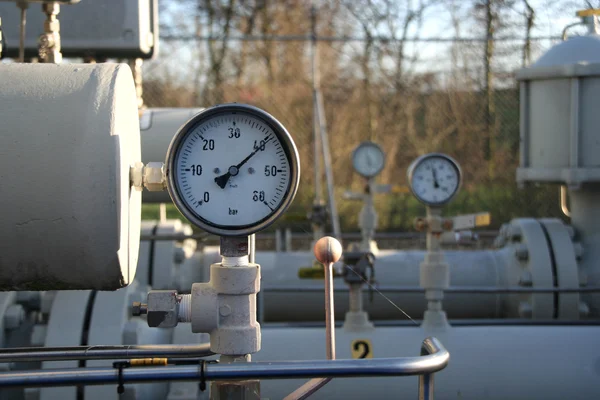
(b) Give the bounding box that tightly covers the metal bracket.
[130,162,167,192]
[0,17,4,59]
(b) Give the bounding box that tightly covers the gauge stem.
[220,236,249,259]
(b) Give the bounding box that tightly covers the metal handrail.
[419,338,447,400]
[0,344,214,363]
[0,337,449,390]
[139,230,500,241]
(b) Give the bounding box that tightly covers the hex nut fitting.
[441,218,454,231]
[573,242,584,260]
[130,162,144,191]
[507,225,522,241]
[131,301,147,316]
[173,247,186,264]
[518,270,533,287]
[146,290,179,328]
[515,244,529,261]
[42,2,60,15]
[414,218,428,232]
[144,162,166,192]
[4,304,25,330]
[579,302,590,317]
[518,301,533,318]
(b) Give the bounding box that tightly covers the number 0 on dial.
[165,104,300,236]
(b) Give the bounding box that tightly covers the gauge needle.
[432,166,440,189]
[214,135,273,189]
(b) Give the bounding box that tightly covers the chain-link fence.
[140,26,567,232]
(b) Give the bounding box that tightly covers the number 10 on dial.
[165,104,300,236]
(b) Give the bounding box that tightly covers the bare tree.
[200,0,236,103]
[522,0,535,67]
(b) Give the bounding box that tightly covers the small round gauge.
[352,141,385,178]
[165,104,300,236]
[407,153,461,206]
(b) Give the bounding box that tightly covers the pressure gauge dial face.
[166,104,300,236]
[407,153,461,206]
[352,141,385,178]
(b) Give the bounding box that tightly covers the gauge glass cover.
[352,142,385,178]
[166,104,300,236]
[408,153,461,206]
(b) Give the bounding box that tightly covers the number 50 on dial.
[165,104,300,237]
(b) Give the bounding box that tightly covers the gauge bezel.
[351,141,386,178]
[407,152,462,207]
[165,103,300,237]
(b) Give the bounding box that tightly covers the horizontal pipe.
[264,286,600,294]
[0,344,214,363]
[140,231,500,241]
[0,338,448,388]
[265,319,600,329]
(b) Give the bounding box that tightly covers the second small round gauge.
[408,153,461,206]
[352,141,385,178]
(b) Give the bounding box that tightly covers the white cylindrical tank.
[516,14,600,317]
[517,22,600,186]
[0,63,141,290]
[139,108,203,203]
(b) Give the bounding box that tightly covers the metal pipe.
[285,377,331,400]
[264,285,600,294]
[251,232,265,324]
[18,2,27,62]
[0,344,214,363]
[560,185,571,217]
[419,338,444,400]
[349,283,363,312]
[139,230,500,242]
[324,258,336,360]
[249,233,256,264]
[316,90,342,240]
[286,236,339,399]
[0,338,448,388]
[562,22,582,40]
[311,4,323,208]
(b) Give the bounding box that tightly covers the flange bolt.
[132,301,148,316]
[515,244,529,261]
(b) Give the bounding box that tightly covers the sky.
[148,0,593,86]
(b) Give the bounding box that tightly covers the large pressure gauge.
[166,104,300,236]
[408,153,461,206]
[352,141,385,178]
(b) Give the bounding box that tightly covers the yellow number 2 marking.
[351,339,373,359]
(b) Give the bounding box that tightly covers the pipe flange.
[505,219,554,319]
[539,219,580,320]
